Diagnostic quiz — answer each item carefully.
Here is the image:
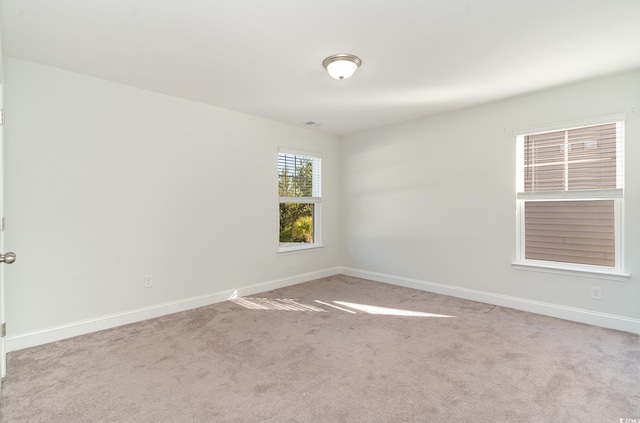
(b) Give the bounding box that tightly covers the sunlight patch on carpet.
[314,300,357,314]
[232,298,453,317]
[333,301,454,317]
[232,298,326,312]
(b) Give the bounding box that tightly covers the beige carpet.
[1,275,639,422]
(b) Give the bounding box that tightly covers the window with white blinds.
[278,153,321,198]
[515,118,625,273]
[523,123,622,193]
[278,150,322,252]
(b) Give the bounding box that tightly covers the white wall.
[341,70,640,328]
[4,56,639,348]
[4,57,341,342]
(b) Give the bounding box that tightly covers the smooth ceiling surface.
[2,0,640,134]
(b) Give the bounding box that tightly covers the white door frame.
[0,83,5,386]
[0,37,6,385]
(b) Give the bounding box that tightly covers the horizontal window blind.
[524,200,615,267]
[524,123,621,192]
[278,153,321,198]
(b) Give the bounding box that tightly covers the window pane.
[524,130,565,192]
[523,123,619,193]
[525,200,615,267]
[527,164,565,192]
[567,123,617,190]
[279,203,314,245]
[278,154,315,197]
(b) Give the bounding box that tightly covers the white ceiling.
[2,0,640,135]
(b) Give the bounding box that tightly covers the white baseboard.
[340,267,640,335]
[6,267,341,352]
[8,265,638,352]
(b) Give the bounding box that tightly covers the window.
[278,150,322,252]
[514,116,626,277]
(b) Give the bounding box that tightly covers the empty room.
[0,0,639,422]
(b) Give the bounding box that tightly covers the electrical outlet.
[348,248,354,257]
[144,275,153,288]
[590,286,602,300]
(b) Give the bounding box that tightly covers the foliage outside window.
[515,117,625,275]
[278,151,321,252]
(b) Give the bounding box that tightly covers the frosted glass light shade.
[322,54,362,80]
[326,60,357,80]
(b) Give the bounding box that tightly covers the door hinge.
[0,109,4,126]
[0,217,5,231]
[1,323,6,338]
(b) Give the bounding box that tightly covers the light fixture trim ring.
[322,54,362,71]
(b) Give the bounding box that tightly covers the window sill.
[277,244,325,255]
[512,261,629,281]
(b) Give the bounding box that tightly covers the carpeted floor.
[1,275,639,422]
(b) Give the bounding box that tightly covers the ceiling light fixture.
[322,54,362,80]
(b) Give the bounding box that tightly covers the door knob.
[0,252,16,264]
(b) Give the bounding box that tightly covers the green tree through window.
[278,152,321,249]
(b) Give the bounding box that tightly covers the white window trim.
[517,189,623,200]
[277,243,325,255]
[511,261,629,281]
[277,148,323,254]
[512,116,628,280]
